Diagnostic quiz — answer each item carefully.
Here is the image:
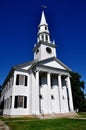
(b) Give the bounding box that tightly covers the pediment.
[37,57,71,71]
[43,60,66,70]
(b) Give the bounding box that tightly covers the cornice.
[33,41,56,52]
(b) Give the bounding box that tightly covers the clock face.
[46,47,52,54]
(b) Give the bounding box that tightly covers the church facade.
[0,11,74,116]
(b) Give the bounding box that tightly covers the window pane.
[18,96,23,102]
[18,96,23,107]
[19,75,25,85]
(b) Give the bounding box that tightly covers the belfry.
[0,11,74,117]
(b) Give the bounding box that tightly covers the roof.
[2,56,72,88]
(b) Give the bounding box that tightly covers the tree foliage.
[0,85,2,97]
[70,72,86,112]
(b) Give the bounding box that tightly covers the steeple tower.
[33,11,56,61]
[37,11,50,43]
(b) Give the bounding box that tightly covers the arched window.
[45,26,47,30]
[42,35,44,40]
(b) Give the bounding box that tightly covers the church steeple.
[37,11,50,43]
[34,11,56,61]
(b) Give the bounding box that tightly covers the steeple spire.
[37,11,50,43]
[40,11,47,25]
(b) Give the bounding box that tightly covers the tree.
[0,85,2,98]
[70,72,86,112]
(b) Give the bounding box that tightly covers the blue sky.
[0,0,86,93]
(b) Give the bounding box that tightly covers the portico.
[34,66,74,114]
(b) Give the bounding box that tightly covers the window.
[46,47,52,54]
[16,75,28,86]
[45,26,47,30]
[51,76,53,88]
[62,77,66,87]
[51,75,58,88]
[14,96,27,108]
[4,96,12,109]
[41,35,44,40]
[39,75,42,86]
[9,96,12,109]
[39,73,47,86]
[46,35,48,41]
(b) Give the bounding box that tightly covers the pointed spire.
[40,11,47,25]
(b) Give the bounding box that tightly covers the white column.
[35,71,40,114]
[47,72,52,113]
[58,74,63,113]
[66,76,74,112]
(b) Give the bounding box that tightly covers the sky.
[0,0,86,93]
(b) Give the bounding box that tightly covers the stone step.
[36,112,78,119]
[0,121,10,130]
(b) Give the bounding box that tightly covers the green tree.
[70,72,86,112]
[0,85,2,97]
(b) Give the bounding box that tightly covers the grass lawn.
[5,118,86,130]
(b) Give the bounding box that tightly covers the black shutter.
[16,75,19,85]
[14,96,18,108]
[24,96,27,108]
[39,76,42,86]
[25,76,27,86]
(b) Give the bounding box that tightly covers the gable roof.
[14,59,38,69]
[2,57,71,88]
[14,56,72,72]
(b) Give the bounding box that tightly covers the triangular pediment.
[37,57,71,71]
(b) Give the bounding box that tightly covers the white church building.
[0,11,74,117]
